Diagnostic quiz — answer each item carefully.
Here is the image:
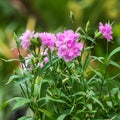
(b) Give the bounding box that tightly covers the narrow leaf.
[18,116,33,120]
[38,108,55,120]
[91,97,104,109]
[57,114,68,120]
[82,55,90,70]
[12,98,31,110]
[0,58,19,62]
[6,75,20,84]
[109,60,120,69]
[108,47,120,59]
[17,76,30,84]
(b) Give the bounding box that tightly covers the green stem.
[106,41,109,58]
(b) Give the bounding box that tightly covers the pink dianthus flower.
[19,29,34,50]
[56,30,83,62]
[39,32,56,51]
[99,22,113,41]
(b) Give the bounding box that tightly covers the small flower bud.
[94,31,102,39]
[30,38,41,47]
[85,21,90,33]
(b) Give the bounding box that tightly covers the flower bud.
[30,38,41,47]
[85,21,90,33]
[94,31,102,39]
[35,76,40,85]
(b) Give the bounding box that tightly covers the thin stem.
[106,41,109,58]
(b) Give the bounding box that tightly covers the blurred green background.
[0,0,120,119]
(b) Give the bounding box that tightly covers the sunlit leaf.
[57,114,68,120]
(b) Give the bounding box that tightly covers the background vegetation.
[0,0,120,119]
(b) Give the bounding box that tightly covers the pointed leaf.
[91,97,104,109]
[57,114,68,120]
[12,98,31,110]
[38,108,55,120]
[18,116,33,120]
[109,60,120,69]
[6,75,20,84]
[108,47,120,59]
[17,76,30,84]
[0,58,19,62]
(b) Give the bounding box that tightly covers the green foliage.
[0,0,120,120]
[2,22,119,120]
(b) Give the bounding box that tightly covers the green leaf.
[57,114,68,120]
[111,88,119,95]
[91,56,104,63]
[108,47,120,59]
[87,104,92,110]
[82,55,90,71]
[39,57,60,74]
[0,101,8,111]
[46,96,67,104]
[106,101,112,108]
[90,97,104,109]
[38,108,55,120]
[89,66,102,77]
[6,75,20,84]
[4,97,31,111]
[18,116,33,120]
[17,76,30,84]
[81,35,96,43]
[0,58,19,62]
[70,91,85,97]
[14,32,21,46]
[109,60,120,69]
[12,98,31,110]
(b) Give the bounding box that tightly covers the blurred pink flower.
[44,57,49,63]
[20,54,33,71]
[39,63,44,68]
[56,30,83,62]
[19,29,34,50]
[39,32,56,51]
[99,22,113,41]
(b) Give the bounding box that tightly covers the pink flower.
[19,29,34,50]
[20,54,33,71]
[56,30,83,62]
[38,63,44,68]
[99,22,113,41]
[44,57,49,63]
[39,32,56,51]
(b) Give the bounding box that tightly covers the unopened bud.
[30,38,41,47]
[94,31,102,39]
[85,21,90,33]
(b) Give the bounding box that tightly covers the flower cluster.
[19,29,83,62]
[19,22,113,63]
[99,22,113,41]
[56,30,83,61]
